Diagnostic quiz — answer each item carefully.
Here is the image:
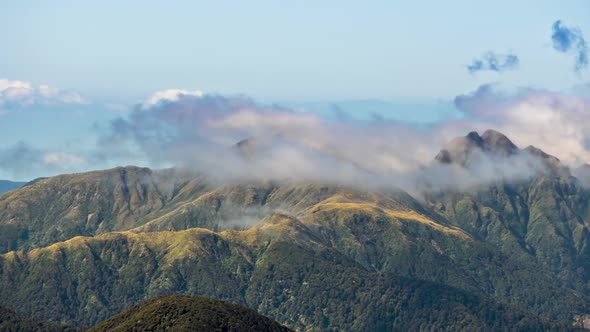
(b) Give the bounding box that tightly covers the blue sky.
[0,1,589,180]
[2,0,588,99]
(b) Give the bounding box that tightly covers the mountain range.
[0,180,26,195]
[2,130,590,330]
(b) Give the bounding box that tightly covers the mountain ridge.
[2,129,590,330]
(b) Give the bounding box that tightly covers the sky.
[0,1,589,181]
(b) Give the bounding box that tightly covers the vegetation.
[0,215,582,330]
[90,295,292,332]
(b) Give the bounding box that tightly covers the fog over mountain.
[85,85,587,195]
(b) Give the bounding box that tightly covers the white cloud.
[0,79,86,108]
[142,89,204,108]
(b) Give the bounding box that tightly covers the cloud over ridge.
[93,85,590,193]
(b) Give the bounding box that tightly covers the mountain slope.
[0,225,572,331]
[435,130,518,166]
[0,166,216,253]
[2,130,590,329]
[90,295,293,332]
[428,130,590,298]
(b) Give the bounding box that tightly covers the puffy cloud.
[142,89,204,108]
[467,52,519,74]
[551,20,588,72]
[0,79,86,108]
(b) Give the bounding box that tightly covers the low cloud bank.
[96,85,590,193]
[3,83,588,192]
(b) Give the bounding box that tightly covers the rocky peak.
[481,129,518,156]
[435,129,517,166]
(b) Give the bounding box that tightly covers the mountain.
[0,225,571,331]
[428,130,590,298]
[90,295,292,332]
[0,166,219,253]
[434,129,570,176]
[0,173,587,329]
[0,180,26,195]
[2,130,590,330]
[435,130,518,166]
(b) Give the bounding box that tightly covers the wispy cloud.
[467,52,519,74]
[551,20,588,72]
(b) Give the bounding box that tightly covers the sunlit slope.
[0,167,456,253]
[0,212,586,330]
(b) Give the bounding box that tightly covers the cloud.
[467,52,519,74]
[0,79,86,109]
[100,87,582,194]
[142,89,204,108]
[0,142,87,179]
[551,20,588,72]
